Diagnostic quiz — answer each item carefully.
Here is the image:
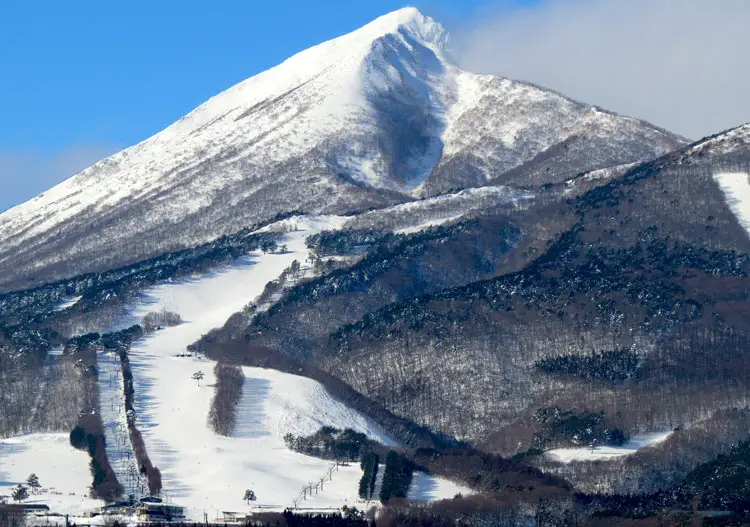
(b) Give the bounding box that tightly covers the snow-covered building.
[134,499,186,523]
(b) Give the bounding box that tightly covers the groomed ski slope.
[0,434,102,516]
[713,172,750,237]
[545,432,673,464]
[119,215,465,520]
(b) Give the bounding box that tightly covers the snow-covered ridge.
[342,185,533,232]
[0,9,449,252]
[687,123,750,157]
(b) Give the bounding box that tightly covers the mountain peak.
[357,7,448,49]
[0,7,686,292]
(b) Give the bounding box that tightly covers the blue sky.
[1,0,526,210]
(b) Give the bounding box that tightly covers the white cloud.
[452,0,750,140]
[0,145,119,212]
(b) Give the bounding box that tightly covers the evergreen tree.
[358,452,379,500]
[12,484,29,502]
[26,474,40,494]
[379,451,413,503]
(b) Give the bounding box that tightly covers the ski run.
[109,216,464,520]
[713,172,750,237]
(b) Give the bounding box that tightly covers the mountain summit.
[0,8,685,291]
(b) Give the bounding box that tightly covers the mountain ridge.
[0,8,685,292]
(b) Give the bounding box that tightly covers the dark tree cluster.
[129,425,162,496]
[284,427,370,462]
[682,439,750,515]
[380,451,414,503]
[306,229,400,257]
[70,414,123,500]
[536,349,640,382]
[532,408,627,449]
[208,362,244,436]
[141,309,183,332]
[409,447,569,494]
[272,219,519,319]
[112,334,162,496]
[358,452,379,500]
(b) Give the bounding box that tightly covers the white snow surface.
[0,433,103,515]
[52,296,82,312]
[545,432,673,464]
[408,472,473,502]
[395,215,464,234]
[121,217,396,520]
[713,172,750,237]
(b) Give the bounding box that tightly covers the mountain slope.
[222,124,750,492]
[0,8,685,292]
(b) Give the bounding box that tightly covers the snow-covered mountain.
[0,8,685,291]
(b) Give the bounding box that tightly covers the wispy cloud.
[0,145,119,212]
[452,0,750,139]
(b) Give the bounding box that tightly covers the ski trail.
[98,349,144,497]
[714,172,750,237]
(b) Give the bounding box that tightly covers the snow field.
[408,472,473,501]
[713,172,750,237]
[0,434,102,516]
[545,432,673,464]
